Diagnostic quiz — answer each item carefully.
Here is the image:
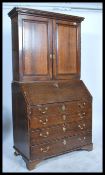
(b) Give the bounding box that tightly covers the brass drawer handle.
[53,83,59,88]
[40,146,49,152]
[39,118,48,125]
[78,124,85,129]
[40,131,49,137]
[41,111,47,114]
[78,102,86,109]
[78,137,86,141]
[78,113,83,119]
[78,104,83,108]
[38,106,48,114]
[78,125,83,129]
[78,112,86,118]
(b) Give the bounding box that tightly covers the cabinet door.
[18,15,53,81]
[53,20,81,80]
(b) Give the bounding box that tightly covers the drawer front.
[31,100,91,117]
[30,119,92,145]
[29,109,91,129]
[30,132,92,160]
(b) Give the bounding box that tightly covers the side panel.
[11,16,19,81]
[12,82,30,159]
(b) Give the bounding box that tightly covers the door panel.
[23,21,48,75]
[53,20,80,80]
[57,24,77,74]
[19,15,53,81]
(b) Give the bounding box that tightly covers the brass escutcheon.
[62,104,66,111]
[62,114,66,120]
[63,127,66,132]
[63,139,66,145]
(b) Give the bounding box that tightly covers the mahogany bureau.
[8,7,93,170]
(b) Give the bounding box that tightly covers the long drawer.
[29,109,91,129]
[30,132,92,160]
[30,100,91,117]
[30,119,92,145]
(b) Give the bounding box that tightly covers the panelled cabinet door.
[53,20,81,80]
[19,15,53,81]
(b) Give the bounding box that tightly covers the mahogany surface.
[9,8,93,170]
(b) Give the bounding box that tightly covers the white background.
[3,3,103,172]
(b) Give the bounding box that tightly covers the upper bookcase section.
[8,7,84,22]
[8,7,84,82]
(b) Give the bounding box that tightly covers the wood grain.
[9,8,92,171]
[30,120,92,145]
[23,20,48,75]
[31,132,92,160]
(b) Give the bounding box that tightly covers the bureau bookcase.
[8,7,93,170]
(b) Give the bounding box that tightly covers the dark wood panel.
[20,80,92,105]
[11,16,19,81]
[9,8,92,171]
[18,15,53,81]
[23,20,48,75]
[57,25,77,74]
[53,20,80,80]
[12,82,30,159]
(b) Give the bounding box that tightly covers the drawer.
[29,110,91,129]
[30,119,92,145]
[30,132,92,160]
[30,100,91,117]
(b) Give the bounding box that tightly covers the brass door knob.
[53,53,55,59]
[50,54,52,59]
